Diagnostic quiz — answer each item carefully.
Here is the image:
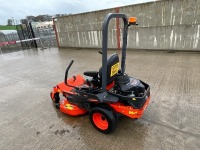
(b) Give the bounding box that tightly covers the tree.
[26,16,35,22]
[20,19,28,24]
[45,15,53,21]
[55,14,61,17]
[34,15,46,22]
[7,19,13,25]
[19,14,53,24]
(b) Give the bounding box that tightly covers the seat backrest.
[99,53,119,85]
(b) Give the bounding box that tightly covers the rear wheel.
[89,107,116,134]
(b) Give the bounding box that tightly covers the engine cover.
[116,75,145,97]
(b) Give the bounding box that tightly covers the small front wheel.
[50,92,60,103]
[89,107,116,134]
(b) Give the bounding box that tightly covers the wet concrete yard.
[0,48,200,150]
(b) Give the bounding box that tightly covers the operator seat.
[84,53,119,86]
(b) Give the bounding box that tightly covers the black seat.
[83,71,98,78]
[99,53,119,85]
[84,53,119,86]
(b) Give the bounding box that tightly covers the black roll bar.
[101,13,129,91]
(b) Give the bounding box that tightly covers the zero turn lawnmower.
[50,13,150,134]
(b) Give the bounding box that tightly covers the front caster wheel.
[50,92,60,109]
[50,92,60,103]
[89,107,116,134]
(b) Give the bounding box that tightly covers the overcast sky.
[0,0,154,25]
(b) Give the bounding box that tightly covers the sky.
[0,0,154,25]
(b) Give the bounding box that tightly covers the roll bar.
[101,13,131,91]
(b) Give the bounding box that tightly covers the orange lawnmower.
[50,13,150,133]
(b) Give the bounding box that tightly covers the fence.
[0,32,21,52]
[33,28,57,48]
[0,27,57,52]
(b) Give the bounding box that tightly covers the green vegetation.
[0,25,17,30]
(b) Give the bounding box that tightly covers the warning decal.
[110,62,119,77]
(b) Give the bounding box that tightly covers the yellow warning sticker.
[66,104,74,110]
[110,62,119,77]
[132,98,136,101]
[129,111,137,115]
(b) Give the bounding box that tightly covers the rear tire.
[89,107,116,134]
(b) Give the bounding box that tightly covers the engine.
[114,74,145,97]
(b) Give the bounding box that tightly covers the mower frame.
[50,13,151,134]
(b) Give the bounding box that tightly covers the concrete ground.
[0,48,200,150]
